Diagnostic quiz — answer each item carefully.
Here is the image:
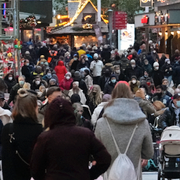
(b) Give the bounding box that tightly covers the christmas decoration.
[20,15,37,28]
[14,39,22,49]
[82,23,93,29]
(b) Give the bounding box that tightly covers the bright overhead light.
[159,32,162,36]
[37,21,41,24]
[177,31,180,34]
[171,32,174,35]
[57,15,61,19]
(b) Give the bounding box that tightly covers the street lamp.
[108,9,113,46]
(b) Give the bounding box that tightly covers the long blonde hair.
[106,82,133,107]
[89,84,102,106]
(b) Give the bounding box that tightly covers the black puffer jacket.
[159,101,178,129]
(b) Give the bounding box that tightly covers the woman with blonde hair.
[88,84,102,114]
[95,81,153,180]
[2,88,43,180]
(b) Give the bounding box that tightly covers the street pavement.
[143,172,158,180]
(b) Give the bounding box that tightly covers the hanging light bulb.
[171,32,174,35]
[159,31,162,36]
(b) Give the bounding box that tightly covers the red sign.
[113,11,127,30]
[141,15,149,24]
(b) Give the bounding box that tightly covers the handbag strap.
[105,118,138,155]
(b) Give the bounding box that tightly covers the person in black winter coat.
[4,73,16,93]
[159,94,180,129]
[159,54,167,69]
[101,45,111,64]
[2,89,43,180]
[71,71,88,95]
[173,61,180,86]
[38,43,49,60]
[98,68,111,91]
[31,97,111,180]
[161,59,173,86]
[125,59,143,81]
[77,56,89,70]
[152,62,164,87]
[21,59,32,83]
[31,76,47,91]
[8,76,25,104]
[103,75,117,94]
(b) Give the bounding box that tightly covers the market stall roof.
[49,0,108,34]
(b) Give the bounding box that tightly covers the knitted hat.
[73,81,79,87]
[135,88,145,99]
[65,72,72,77]
[40,55,45,59]
[165,59,170,63]
[74,71,81,79]
[130,59,136,64]
[115,81,130,88]
[94,53,98,59]
[153,62,159,67]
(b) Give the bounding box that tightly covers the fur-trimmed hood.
[103,98,146,125]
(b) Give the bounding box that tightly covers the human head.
[24,59,29,66]
[49,79,57,87]
[94,53,98,60]
[131,76,137,84]
[74,71,81,80]
[114,65,120,74]
[156,85,163,94]
[6,72,14,81]
[84,69,90,76]
[110,75,117,84]
[46,87,62,103]
[144,71,149,77]
[73,81,79,89]
[135,88,145,100]
[175,49,180,56]
[112,81,132,99]
[65,72,72,80]
[153,62,159,71]
[18,75,25,87]
[144,59,149,65]
[102,94,111,102]
[44,97,76,129]
[173,93,180,108]
[72,103,84,117]
[25,51,30,55]
[0,91,5,107]
[162,78,169,86]
[12,89,38,122]
[70,94,81,104]
[165,58,170,64]
[130,59,136,68]
[73,54,78,61]
[35,66,42,74]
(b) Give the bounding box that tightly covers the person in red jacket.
[55,61,67,83]
[59,72,73,91]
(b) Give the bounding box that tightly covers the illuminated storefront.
[48,0,108,47]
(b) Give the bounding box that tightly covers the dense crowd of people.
[1,38,180,179]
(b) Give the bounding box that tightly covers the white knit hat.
[165,59,170,63]
[153,62,159,67]
[94,53,98,59]
[130,59,136,64]
[73,81,79,87]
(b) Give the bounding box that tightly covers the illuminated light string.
[64,0,108,27]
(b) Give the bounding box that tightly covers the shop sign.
[141,15,149,24]
[140,0,153,7]
[113,11,127,30]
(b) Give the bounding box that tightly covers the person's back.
[2,89,43,180]
[31,97,111,180]
[95,82,153,180]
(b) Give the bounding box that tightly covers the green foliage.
[91,0,143,23]
[54,0,68,15]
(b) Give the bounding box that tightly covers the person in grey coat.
[95,81,154,180]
